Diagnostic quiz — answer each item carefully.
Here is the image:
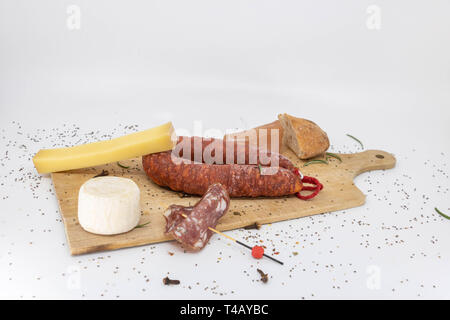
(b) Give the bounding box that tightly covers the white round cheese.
[78,176,141,235]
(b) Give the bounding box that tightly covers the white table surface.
[0,0,449,299]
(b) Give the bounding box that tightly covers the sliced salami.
[164,183,230,250]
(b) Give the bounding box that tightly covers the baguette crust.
[278,113,329,159]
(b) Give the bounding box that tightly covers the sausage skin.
[175,136,295,170]
[142,151,302,197]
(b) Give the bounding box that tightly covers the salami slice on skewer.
[164,183,230,250]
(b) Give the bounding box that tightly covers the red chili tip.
[252,245,264,259]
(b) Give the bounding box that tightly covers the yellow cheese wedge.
[33,122,175,173]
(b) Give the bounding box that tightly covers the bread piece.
[277,113,329,159]
[224,120,284,153]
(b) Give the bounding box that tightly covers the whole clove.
[257,269,268,283]
[163,276,180,285]
[244,222,261,230]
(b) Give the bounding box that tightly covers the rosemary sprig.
[346,134,364,149]
[258,164,263,174]
[93,170,109,178]
[134,221,150,229]
[325,152,342,163]
[117,162,130,169]
[303,159,328,167]
[435,207,450,220]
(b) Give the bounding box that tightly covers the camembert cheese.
[78,176,141,235]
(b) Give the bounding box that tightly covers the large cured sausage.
[142,137,302,197]
[164,183,230,250]
[174,136,294,170]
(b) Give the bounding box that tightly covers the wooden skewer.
[180,213,283,265]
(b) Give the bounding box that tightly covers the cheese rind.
[78,177,141,235]
[33,122,175,173]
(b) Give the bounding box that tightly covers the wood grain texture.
[51,149,396,255]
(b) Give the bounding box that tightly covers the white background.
[0,0,449,299]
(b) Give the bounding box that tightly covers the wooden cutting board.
[51,148,395,255]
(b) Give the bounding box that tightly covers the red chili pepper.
[252,245,265,259]
[293,168,323,200]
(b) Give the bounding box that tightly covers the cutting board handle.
[340,150,396,178]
